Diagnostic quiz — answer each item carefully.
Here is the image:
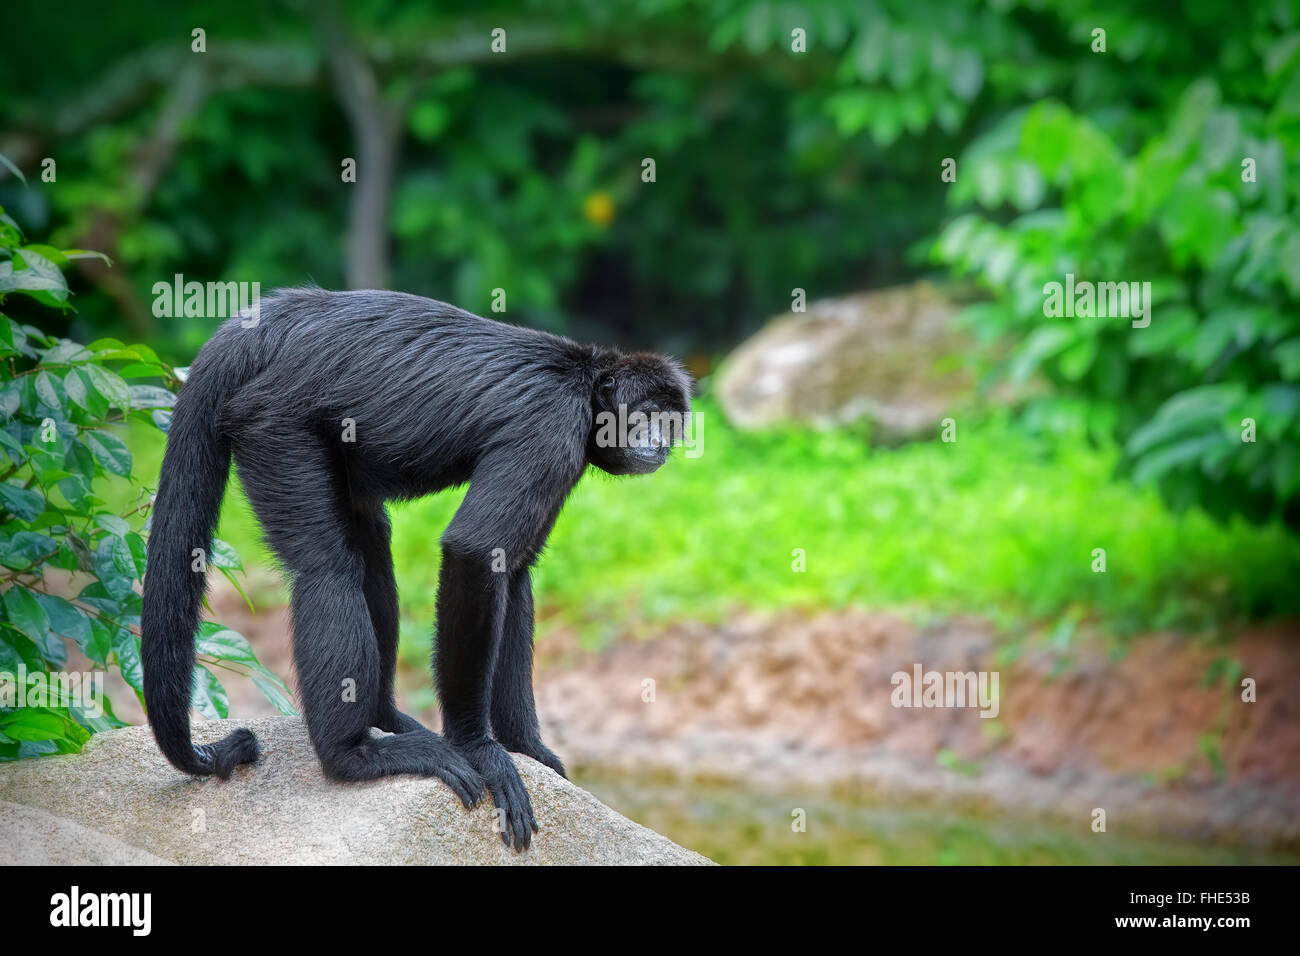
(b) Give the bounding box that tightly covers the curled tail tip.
[193,727,261,779]
[211,727,261,779]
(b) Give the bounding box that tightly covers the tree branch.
[316,4,400,289]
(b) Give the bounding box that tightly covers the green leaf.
[111,627,144,695]
[1127,384,1245,455]
[124,532,147,578]
[209,538,242,570]
[1058,338,1097,381]
[0,249,69,304]
[83,365,131,409]
[41,340,92,364]
[86,337,126,351]
[0,427,23,464]
[0,483,46,521]
[68,369,108,417]
[83,617,115,667]
[61,249,112,267]
[948,49,984,102]
[3,585,51,645]
[118,362,166,379]
[0,153,26,185]
[84,430,132,477]
[1010,326,1072,383]
[251,671,298,716]
[0,529,58,568]
[1280,232,1300,297]
[0,624,45,673]
[1132,432,1227,485]
[0,709,90,744]
[63,437,95,482]
[57,476,92,512]
[34,371,64,412]
[126,384,174,409]
[1198,733,1226,780]
[63,368,90,409]
[1260,383,1300,423]
[218,566,255,613]
[93,534,138,598]
[69,694,124,735]
[33,592,90,653]
[190,664,230,720]
[0,381,20,417]
[93,513,130,537]
[195,622,258,666]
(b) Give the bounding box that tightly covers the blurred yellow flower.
[583,191,615,227]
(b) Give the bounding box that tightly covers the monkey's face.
[588,355,692,476]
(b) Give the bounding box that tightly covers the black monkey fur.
[140,288,691,851]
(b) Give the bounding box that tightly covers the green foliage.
[0,0,1054,352]
[6,0,1297,365]
[6,1,1299,658]
[11,0,1296,371]
[0,202,292,761]
[934,4,1300,527]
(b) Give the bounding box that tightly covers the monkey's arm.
[491,568,566,778]
[433,446,583,850]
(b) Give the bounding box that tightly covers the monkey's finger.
[509,817,530,850]
[458,769,487,808]
[493,790,530,851]
[455,780,483,809]
[511,815,531,852]
[436,763,484,809]
[502,783,535,850]
[486,788,514,848]
[433,747,486,808]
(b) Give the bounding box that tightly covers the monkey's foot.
[455,738,539,852]
[420,735,487,810]
[500,737,567,780]
[372,723,486,809]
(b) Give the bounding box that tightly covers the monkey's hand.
[500,737,567,780]
[456,738,539,852]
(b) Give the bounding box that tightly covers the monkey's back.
[198,288,599,498]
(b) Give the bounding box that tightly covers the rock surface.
[0,800,175,865]
[715,281,974,439]
[0,716,712,865]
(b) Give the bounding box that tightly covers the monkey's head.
[587,353,693,476]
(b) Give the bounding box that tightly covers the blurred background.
[3,0,1299,863]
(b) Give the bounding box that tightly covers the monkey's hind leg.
[287,571,481,806]
[234,439,482,807]
[356,505,455,738]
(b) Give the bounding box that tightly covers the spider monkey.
[141,287,692,851]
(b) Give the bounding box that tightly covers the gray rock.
[715,281,975,439]
[0,716,712,865]
[0,800,174,865]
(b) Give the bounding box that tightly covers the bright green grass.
[123,400,1300,648]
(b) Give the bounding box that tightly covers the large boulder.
[0,716,711,865]
[0,800,175,865]
[715,281,974,439]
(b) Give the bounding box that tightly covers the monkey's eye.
[602,377,616,392]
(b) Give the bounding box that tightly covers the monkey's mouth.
[629,447,668,468]
[627,415,670,462]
